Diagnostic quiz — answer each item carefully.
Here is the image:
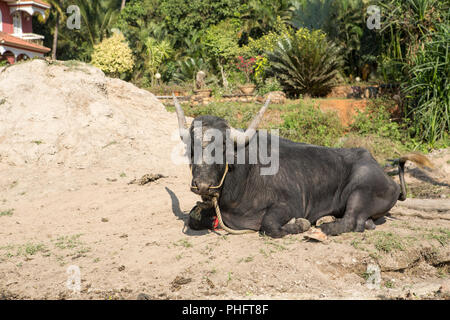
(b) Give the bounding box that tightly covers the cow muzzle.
[191,181,213,195]
[190,163,229,196]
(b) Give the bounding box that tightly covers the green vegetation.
[174,239,193,248]
[16,243,47,256]
[53,234,83,250]
[384,280,395,288]
[0,209,14,217]
[174,98,419,161]
[267,28,343,97]
[33,0,448,149]
[91,32,135,77]
[426,228,450,246]
[280,105,344,147]
[371,232,405,253]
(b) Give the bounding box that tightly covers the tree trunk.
[121,0,126,11]
[52,13,59,60]
[219,63,228,90]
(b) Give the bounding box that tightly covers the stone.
[257,91,286,104]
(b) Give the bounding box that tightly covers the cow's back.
[264,138,378,221]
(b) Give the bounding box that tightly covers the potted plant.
[193,70,212,97]
[236,56,256,95]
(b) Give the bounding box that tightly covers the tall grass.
[404,22,450,146]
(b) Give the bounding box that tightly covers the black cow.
[173,96,432,238]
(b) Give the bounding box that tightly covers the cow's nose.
[195,182,211,194]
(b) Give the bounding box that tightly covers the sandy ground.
[0,150,448,300]
[0,60,449,300]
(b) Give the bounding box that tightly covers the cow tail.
[397,152,434,201]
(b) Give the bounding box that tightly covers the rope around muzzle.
[190,163,255,235]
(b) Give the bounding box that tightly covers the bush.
[173,57,208,85]
[349,102,405,142]
[257,78,282,96]
[91,33,134,77]
[266,28,343,97]
[346,99,418,161]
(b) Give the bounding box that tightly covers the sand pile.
[0,59,182,173]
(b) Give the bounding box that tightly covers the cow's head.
[173,94,270,197]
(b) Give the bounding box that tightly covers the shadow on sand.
[165,187,210,236]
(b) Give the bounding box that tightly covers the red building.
[0,0,51,64]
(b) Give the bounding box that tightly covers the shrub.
[257,78,282,96]
[202,19,243,69]
[266,28,343,97]
[349,102,405,142]
[173,57,208,85]
[91,33,134,77]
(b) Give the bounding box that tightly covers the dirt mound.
[0,60,180,173]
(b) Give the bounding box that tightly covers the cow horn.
[230,97,271,145]
[173,93,189,141]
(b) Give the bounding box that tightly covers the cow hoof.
[282,218,311,234]
[295,218,311,232]
[365,219,376,230]
[316,216,336,227]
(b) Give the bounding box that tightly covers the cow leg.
[320,186,396,236]
[260,206,308,238]
[319,190,368,236]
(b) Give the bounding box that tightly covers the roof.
[0,31,51,54]
[4,1,50,9]
[31,0,50,8]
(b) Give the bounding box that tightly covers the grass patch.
[16,243,47,256]
[348,231,407,255]
[426,228,450,246]
[54,234,83,249]
[0,209,14,217]
[238,255,254,263]
[174,239,193,248]
[279,104,344,147]
[102,141,118,149]
[370,232,405,253]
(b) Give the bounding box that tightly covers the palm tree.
[241,0,294,37]
[46,0,66,60]
[121,0,126,11]
[74,0,118,46]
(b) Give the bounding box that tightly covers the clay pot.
[238,84,256,95]
[193,88,212,98]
